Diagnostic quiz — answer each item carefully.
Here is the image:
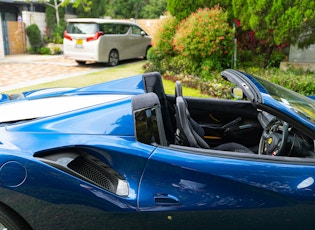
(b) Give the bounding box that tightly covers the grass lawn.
[5,61,206,97]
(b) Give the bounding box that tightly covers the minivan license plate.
[76,39,83,47]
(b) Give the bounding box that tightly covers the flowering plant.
[173,6,233,71]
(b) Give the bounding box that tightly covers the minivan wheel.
[75,60,86,65]
[108,50,119,66]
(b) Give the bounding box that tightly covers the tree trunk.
[263,45,274,68]
[54,0,60,26]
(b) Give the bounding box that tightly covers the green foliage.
[26,24,42,52]
[39,46,51,55]
[26,46,36,54]
[45,0,66,44]
[266,49,287,68]
[140,0,167,18]
[167,0,233,21]
[167,0,201,21]
[75,0,166,19]
[173,6,233,73]
[242,68,315,96]
[73,0,104,17]
[152,16,179,57]
[53,46,63,54]
[147,6,233,79]
[147,16,179,73]
[232,0,315,66]
[164,55,199,76]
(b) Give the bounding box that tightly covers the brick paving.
[0,54,107,92]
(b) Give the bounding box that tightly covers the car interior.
[140,72,315,158]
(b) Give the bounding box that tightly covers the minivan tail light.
[86,31,104,42]
[64,31,72,41]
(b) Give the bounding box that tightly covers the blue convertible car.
[0,70,314,229]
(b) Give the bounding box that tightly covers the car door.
[166,94,263,148]
[138,146,315,229]
[127,26,149,57]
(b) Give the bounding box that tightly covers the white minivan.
[63,18,152,66]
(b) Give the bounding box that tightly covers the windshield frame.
[255,77,315,124]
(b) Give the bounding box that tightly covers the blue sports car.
[0,70,314,229]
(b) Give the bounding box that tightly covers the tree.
[105,0,144,19]
[74,0,106,18]
[45,0,63,26]
[167,0,232,21]
[63,0,93,13]
[31,0,67,26]
[232,0,315,67]
[140,0,167,19]
[74,0,165,19]
[105,0,166,19]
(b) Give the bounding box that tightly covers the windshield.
[257,77,315,123]
[67,22,98,34]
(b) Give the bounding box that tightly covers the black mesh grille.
[68,156,116,193]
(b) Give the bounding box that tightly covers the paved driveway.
[0,55,108,92]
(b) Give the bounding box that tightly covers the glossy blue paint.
[76,74,145,95]
[0,94,9,103]
[139,147,315,212]
[0,70,314,229]
[262,93,315,131]
[6,97,134,135]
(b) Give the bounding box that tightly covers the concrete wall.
[21,12,77,41]
[280,44,315,72]
[22,11,46,37]
[289,44,315,63]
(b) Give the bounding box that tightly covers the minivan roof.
[66,18,137,26]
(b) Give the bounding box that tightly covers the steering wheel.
[258,118,289,156]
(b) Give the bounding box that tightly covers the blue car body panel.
[0,70,315,229]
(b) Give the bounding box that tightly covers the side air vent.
[68,155,116,193]
[36,152,129,196]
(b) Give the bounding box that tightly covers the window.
[67,23,97,34]
[132,26,142,35]
[135,107,161,145]
[116,24,130,34]
[100,23,116,34]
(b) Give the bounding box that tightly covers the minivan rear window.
[67,23,98,34]
[100,23,116,34]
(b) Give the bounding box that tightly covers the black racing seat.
[143,72,176,144]
[174,81,253,153]
[175,96,210,148]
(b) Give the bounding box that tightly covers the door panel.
[138,146,315,228]
[176,96,263,147]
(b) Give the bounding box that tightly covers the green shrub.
[53,46,62,54]
[167,55,198,75]
[266,50,287,68]
[26,24,42,53]
[26,46,36,54]
[153,16,179,56]
[39,46,51,55]
[146,16,180,74]
[173,6,233,74]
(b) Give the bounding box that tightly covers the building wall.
[22,11,46,38]
[289,45,315,63]
[0,14,5,59]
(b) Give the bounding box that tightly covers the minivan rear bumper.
[63,40,100,62]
